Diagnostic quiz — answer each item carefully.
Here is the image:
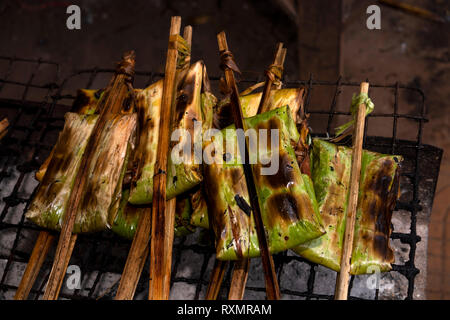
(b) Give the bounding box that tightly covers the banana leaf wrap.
[213,88,305,129]
[35,89,103,182]
[75,113,137,233]
[204,106,324,260]
[26,112,137,233]
[26,112,98,230]
[111,191,194,240]
[293,139,402,274]
[128,61,214,204]
[191,87,305,229]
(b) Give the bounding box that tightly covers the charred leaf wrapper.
[293,139,402,275]
[204,105,324,260]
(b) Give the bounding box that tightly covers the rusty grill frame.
[0,56,443,300]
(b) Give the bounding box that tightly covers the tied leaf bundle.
[335,93,374,137]
[293,139,402,274]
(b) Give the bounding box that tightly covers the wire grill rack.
[0,56,443,300]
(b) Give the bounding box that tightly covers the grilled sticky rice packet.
[26,113,98,230]
[111,190,195,240]
[35,89,103,182]
[204,105,324,260]
[213,88,305,129]
[128,61,216,204]
[74,113,137,233]
[26,112,137,233]
[190,87,305,229]
[293,139,402,274]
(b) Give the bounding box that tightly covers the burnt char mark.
[267,193,300,228]
[72,90,90,113]
[361,158,400,262]
[175,199,187,226]
[234,194,252,217]
[175,70,197,125]
[261,152,295,189]
[365,159,395,233]
[373,234,394,262]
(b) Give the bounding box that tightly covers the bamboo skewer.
[334,82,370,300]
[205,260,229,300]
[217,31,280,300]
[115,20,191,301]
[42,51,136,300]
[148,16,183,300]
[228,259,250,300]
[226,43,286,300]
[0,117,9,140]
[257,43,285,114]
[14,231,55,299]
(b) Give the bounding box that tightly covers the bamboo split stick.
[14,231,55,299]
[43,52,136,300]
[227,43,286,300]
[0,117,8,140]
[257,43,285,114]
[205,260,229,300]
[148,16,183,300]
[228,259,250,300]
[115,20,191,301]
[217,31,280,300]
[334,82,369,300]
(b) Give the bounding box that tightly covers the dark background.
[0,0,448,299]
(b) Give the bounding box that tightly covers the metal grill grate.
[0,56,443,300]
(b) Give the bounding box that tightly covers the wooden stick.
[257,43,285,114]
[226,43,287,300]
[115,207,150,300]
[228,259,250,300]
[205,260,229,300]
[159,25,193,300]
[14,231,55,300]
[148,16,182,300]
[379,0,445,23]
[0,117,8,140]
[334,82,369,300]
[217,31,280,300]
[43,52,135,300]
[115,21,191,301]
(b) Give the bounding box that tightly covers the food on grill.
[26,112,137,233]
[111,189,194,239]
[213,88,305,129]
[35,89,103,182]
[190,87,306,229]
[293,138,402,274]
[128,61,215,204]
[204,105,324,260]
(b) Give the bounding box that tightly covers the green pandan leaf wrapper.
[128,61,216,205]
[293,139,402,275]
[204,106,324,260]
